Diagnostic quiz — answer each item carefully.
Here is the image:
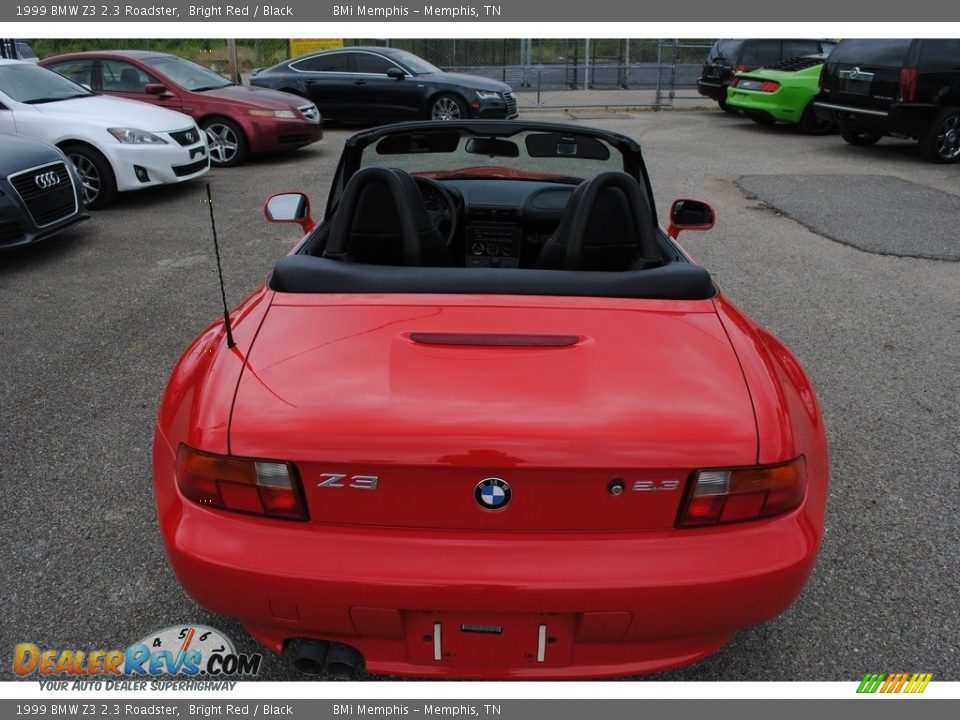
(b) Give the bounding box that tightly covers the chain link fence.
[29,38,716,108]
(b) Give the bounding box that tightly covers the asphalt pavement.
[1,106,958,682]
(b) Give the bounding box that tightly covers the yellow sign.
[289,39,345,57]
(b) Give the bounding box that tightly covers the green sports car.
[726,55,835,135]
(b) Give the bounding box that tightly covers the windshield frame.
[325,120,653,221]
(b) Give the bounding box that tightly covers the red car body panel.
[155,286,273,459]
[228,295,757,531]
[40,52,322,155]
[152,121,828,678]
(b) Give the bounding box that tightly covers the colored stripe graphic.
[857,672,932,694]
[881,672,908,693]
[857,673,885,693]
[905,673,933,693]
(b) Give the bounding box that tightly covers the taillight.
[734,64,746,73]
[729,76,740,87]
[759,80,781,93]
[176,445,308,520]
[897,67,917,102]
[677,457,806,528]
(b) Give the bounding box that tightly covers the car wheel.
[202,118,248,167]
[919,107,960,163]
[62,143,116,210]
[799,102,835,136]
[430,94,467,121]
[840,127,882,147]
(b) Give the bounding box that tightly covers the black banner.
[3,0,958,22]
[3,699,960,720]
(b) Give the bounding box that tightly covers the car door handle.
[354,80,367,85]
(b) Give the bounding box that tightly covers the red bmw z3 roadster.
[152,120,829,679]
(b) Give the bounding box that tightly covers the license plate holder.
[406,611,573,668]
[840,78,872,95]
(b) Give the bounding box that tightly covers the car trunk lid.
[820,39,913,112]
[229,295,757,531]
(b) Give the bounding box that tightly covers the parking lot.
[2,106,958,681]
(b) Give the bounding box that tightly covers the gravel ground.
[1,108,958,683]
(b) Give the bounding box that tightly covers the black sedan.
[250,46,518,122]
[0,133,88,251]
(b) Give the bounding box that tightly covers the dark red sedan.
[41,51,322,167]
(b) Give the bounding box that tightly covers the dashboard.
[414,178,578,269]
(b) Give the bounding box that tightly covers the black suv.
[814,39,960,163]
[697,39,837,111]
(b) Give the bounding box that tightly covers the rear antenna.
[204,183,236,348]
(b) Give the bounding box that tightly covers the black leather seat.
[535,171,661,271]
[323,167,451,267]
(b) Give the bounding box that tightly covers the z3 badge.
[317,473,379,490]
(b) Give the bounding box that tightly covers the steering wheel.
[414,176,459,246]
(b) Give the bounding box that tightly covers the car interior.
[270,167,715,300]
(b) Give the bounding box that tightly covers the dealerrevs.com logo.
[14,625,261,690]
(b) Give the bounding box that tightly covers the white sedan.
[0,59,209,208]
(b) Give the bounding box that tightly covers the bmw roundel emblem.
[475,477,512,510]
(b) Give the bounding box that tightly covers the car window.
[0,62,95,103]
[142,55,232,90]
[16,42,38,61]
[101,60,153,93]
[829,39,912,67]
[292,53,351,72]
[741,40,782,67]
[381,49,441,75]
[919,39,960,70]
[783,40,821,58]
[708,40,743,64]
[353,53,397,75]
[46,59,94,88]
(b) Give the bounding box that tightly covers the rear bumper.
[813,99,938,137]
[727,88,807,124]
[153,432,823,679]
[696,79,725,100]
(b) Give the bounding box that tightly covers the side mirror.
[145,83,169,96]
[667,199,716,238]
[386,67,405,80]
[264,192,315,233]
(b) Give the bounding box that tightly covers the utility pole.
[227,38,239,84]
